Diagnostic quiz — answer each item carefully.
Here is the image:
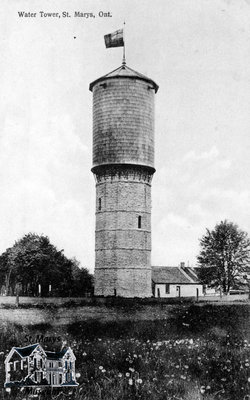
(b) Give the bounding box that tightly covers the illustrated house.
[5,344,78,387]
[152,264,203,298]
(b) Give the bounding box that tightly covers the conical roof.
[89,63,159,92]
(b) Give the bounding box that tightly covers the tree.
[70,259,94,297]
[197,220,250,294]
[0,248,17,295]
[0,233,94,297]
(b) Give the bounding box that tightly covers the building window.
[35,372,41,383]
[98,198,102,210]
[66,372,71,383]
[138,216,141,229]
[165,284,170,294]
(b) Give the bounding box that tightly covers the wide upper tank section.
[89,64,159,172]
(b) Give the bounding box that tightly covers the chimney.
[180,262,185,269]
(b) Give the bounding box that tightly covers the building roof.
[89,63,159,93]
[7,344,73,361]
[45,347,75,361]
[13,344,39,358]
[181,267,199,283]
[152,266,200,284]
[45,348,68,360]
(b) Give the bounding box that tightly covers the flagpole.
[122,21,126,65]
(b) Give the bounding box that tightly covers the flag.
[104,29,124,48]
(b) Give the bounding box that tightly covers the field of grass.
[0,303,250,400]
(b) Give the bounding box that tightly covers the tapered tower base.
[93,165,154,298]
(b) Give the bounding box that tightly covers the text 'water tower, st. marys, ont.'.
[89,32,159,297]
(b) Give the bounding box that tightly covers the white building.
[5,343,78,388]
[152,265,203,298]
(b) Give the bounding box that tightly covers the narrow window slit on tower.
[138,216,141,229]
[98,198,102,210]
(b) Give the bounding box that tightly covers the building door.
[157,288,160,298]
[196,288,199,300]
[176,286,181,297]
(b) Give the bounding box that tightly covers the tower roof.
[89,64,159,93]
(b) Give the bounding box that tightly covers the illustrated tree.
[197,220,250,294]
[0,233,93,296]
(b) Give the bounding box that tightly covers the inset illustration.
[4,343,78,387]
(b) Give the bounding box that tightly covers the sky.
[0,0,250,272]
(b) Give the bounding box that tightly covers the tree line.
[0,233,93,297]
[0,221,249,298]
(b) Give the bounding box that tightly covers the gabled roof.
[5,344,75,364]
[45,347,75,361]
[152,266,200,284]
[89,63,159,93]
[62,347,76,361]
[45,348,67,360]
[181,267,199,283]
[13,344,40,358]
[5,344,44,364]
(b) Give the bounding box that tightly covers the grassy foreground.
[0,303,250,400]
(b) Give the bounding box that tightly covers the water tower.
[89,61,158,297]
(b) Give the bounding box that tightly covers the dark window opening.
[98,198,102,211]
[165,284,170,294]
[138,216,141,229]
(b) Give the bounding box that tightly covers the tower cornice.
[91,163,155,175]
[92,164,155,184]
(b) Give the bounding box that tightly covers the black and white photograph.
[0,0,250,399]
